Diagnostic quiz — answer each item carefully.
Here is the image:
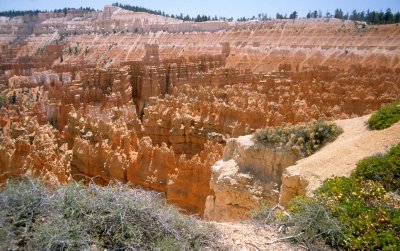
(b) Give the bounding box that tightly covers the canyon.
[1,5,400,221]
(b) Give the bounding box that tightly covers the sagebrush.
[0,177,217,250]
[252,120,343,157]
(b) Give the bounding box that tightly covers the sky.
[1,0,400,19]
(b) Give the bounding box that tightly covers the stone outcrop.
[0,117,71,184]
[204,116,400,221]
[64,110,223,215]
[0,6,400,220]
[204,135,299,221]
[1,52,399,218]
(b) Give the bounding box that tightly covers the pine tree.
[289,11,298,19]
[350,10,358,21]
[385,8,394,23]
[276,13,284,19]
[11,91,16,104]
[395,12,400,23]
[334,9,344,19]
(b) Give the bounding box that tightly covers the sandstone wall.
[2,15,400,72]
[204,135,299,221]
[58,19,400,71]
[64,110,223,215]
[0,6,229,36]
[0,8,399,220]
[0,117,70,184]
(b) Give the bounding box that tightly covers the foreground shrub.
[251,199,343,249]
[252,120,343,157]
[368,101,400,130]
[0,178,49,249]
[252,144,400,250]
[317,177,400,250]
[352,144,400,192]
[0,177,217,250]
[287,196,343,247]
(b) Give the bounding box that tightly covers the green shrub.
[0,177,217,250]
[352,144,400,192]
[253,145,400,249]
[316,177,400,250]
[252,120,343,157]
[251,198,343,249]
[368,101,400,130]
[287,196,343,247]
[0,94,5,107]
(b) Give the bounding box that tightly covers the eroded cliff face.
[204,135,299,221]
[65,110,224,215]
[0,117,70,184]
[1,6,400,218]
[2,10,400,73]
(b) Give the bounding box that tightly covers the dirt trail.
[212,221,305,250]
[285,114,400,196]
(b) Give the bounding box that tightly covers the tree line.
[114,2,400,25]
[0,7,95,18]
[1,3,399,25]
[112,2,222,22]
[274,8,400,24]
[337,8,400,24]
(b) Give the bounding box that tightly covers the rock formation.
[0,6,399,219]
[204,135,299,221]
[0,116,70,184]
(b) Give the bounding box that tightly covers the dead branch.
[266,232,304,244]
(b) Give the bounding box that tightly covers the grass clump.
[252,120,343,157]
[252,143,400,250]
[0,177,217,250]
[368,101,400,130]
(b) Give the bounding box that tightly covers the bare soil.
[212,221,306,250]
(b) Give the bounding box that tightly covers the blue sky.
[1,0,399,18]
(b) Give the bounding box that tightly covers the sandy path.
[284,114,400,196]
[212,221,305,251]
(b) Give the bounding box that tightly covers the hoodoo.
[1,2,400,250]
[1,4,400,214]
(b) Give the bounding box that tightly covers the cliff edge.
[205,115,400,221]
[279,115,400,206]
